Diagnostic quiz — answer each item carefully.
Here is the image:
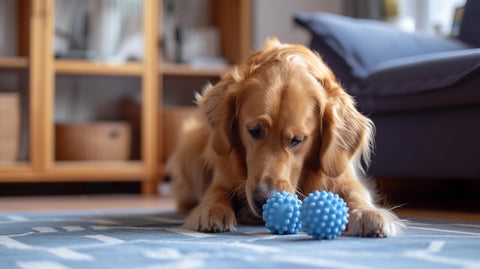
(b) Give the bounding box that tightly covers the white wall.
[251,0,344,50]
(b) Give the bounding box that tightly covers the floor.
[0,177,478,221]
[0,194,175,212]
[0,194,479,222]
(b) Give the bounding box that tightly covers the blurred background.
[1,0,467,61]
[0,0,478,213]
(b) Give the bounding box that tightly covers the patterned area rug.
[1,209,479,269]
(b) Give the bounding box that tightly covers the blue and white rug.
[1,209,479,269]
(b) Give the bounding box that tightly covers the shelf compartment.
[0,57,28,68]
[161,63,227,77]
[55,60,143,76]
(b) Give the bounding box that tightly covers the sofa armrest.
[459,0,480,47]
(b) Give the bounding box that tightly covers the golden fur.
[166,39,405,237]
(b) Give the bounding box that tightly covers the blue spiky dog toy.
[262,191,302,234]
[263,190,349,240]
[301,190,349,240]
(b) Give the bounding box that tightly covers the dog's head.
[198,39,373,217]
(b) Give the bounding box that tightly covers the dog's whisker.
[295,188,306,199]
[387,203,408,211]
[229,181,246,200]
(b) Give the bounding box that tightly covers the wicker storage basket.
[0,92,20,161]
[162,106,198,162]
[55,122,131,161]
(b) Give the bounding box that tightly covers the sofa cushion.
[352,49,480,113]
[351,49,480,96]
[294,13,472,86]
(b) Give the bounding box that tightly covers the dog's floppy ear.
[297,48,373,177]
[197,75,238,156]
[319,82,373,177]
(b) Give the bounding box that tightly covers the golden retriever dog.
[166,39,405,237]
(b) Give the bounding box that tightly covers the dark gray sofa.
[295,0,480,179]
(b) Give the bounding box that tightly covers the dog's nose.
[252,186,276,216]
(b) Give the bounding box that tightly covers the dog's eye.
[248,126,264,140]
[289,136,304,148]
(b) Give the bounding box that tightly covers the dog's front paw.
[182,203,237,232]
[344,207,406,237]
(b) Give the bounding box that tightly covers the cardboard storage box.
[161,106,198,162]
[0,92,20,161]
[56,122,131,161]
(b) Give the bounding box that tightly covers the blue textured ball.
[262,191,302,234]
[300,190,349,240]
